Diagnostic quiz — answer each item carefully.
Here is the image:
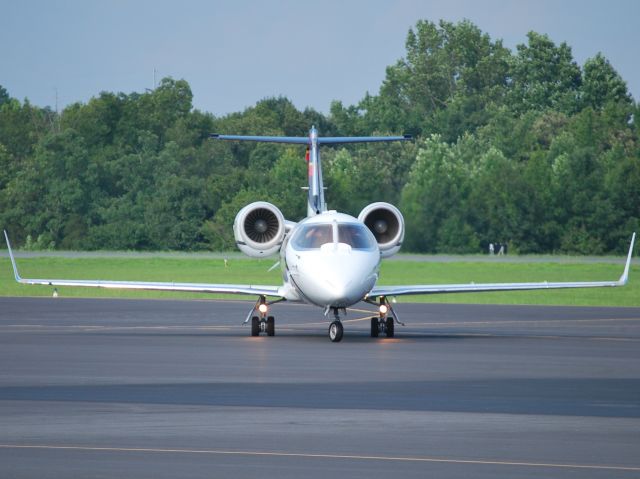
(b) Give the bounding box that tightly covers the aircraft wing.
[369,233,635,298]
[3,231,282,297]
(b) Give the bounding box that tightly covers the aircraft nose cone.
[323,275,353,304]
[294,249,378,307]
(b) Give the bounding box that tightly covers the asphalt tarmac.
[1,297,639,478]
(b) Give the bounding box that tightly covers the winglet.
[3,230,22,282]
[619,232,636,284]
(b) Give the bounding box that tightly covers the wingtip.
[3,230,21,282]
[619,232,636,284]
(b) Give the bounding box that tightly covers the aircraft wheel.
[385,317,394,338]
[266,316,275,336]
[329,321,343,342]
[370,317,379,337]
[251,316,260,337]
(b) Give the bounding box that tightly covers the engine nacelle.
[358,202,405,258]
[234,201,286,257]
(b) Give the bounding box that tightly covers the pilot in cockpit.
[304,225,332,248]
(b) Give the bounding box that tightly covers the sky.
[2,0,639,117]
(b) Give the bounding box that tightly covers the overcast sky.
[2,0,638,117]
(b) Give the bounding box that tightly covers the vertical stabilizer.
[307,126,325,216]
[210,129,411,219]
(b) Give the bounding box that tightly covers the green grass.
[1,255,638,307]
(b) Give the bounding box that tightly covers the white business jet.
[4,127,636,342]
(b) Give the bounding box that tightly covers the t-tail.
[210,127,411,217]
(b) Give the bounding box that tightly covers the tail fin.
[211,128,412,217]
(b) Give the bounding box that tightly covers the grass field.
[1,254,638,307]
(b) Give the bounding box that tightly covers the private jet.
[4,127,636,341]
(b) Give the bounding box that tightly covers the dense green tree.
[400,135,479,253]
[0,85,10,107]
[1,21,638,254]
[508,32,582,115]
[0,98,55,160]
[3,129,94,248]
[345,19,510,140]
[264,148,307,220]
[582,53,632,110]
[323,138,416,215]
[467,147,536,252]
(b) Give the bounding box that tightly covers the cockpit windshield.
[290,223,375,250]
[291,224,333,249]
[337,224,375,250]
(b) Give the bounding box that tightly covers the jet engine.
[358,202,405,258]
[234,201,286,257]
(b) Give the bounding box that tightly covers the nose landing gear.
[329,320,343,342]
[327,307,344,342]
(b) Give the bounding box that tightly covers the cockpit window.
[291,224,333,249]
[338,223,375,250]
[291,222,375,250]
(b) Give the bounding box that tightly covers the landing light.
[379,304,388,315]
[258,303,268,314]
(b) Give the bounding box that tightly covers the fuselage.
[281,211,381,308]
[215,126,409,320]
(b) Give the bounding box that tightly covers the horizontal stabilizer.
[210,134,309,144]
[210,134,412,146]
[318,135,412,144]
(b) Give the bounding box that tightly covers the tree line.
[1,19,638,253]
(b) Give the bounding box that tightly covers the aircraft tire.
[329,321,343,342]
[266,316,275,336]
[370,317,379,337]
[251,316,260,336]
[385,317,394,338]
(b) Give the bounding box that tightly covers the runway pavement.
[0,297,639,478]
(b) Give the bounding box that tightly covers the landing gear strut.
[368,296,403,338]
[245,296,282,337]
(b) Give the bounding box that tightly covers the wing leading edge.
[369,233,636,298]
[3,231,282,297]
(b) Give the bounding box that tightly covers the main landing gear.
[368,296,403,338]
[246,296,281,337]
[251,315,275,337]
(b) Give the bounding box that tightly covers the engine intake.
[358,202,404,258]
[234,202,285,257]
